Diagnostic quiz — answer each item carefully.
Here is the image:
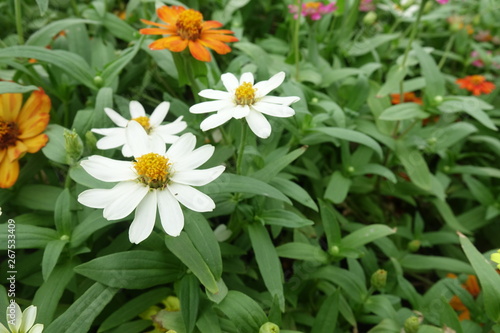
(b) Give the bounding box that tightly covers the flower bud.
[64,129,83,165]
[328,245,340,256]
[404,316,420,333]
[407,240,421,252]
[363,11,377,25]
[162,296,181,312]
[93,75,103,87]
[370,269,387,290]
[259,322,280,333]
[433,95,443,104]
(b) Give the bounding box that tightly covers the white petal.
[0,322,10,333]
[233,105,250,119]
[20,306,36,332]
[104,108,128,127]
[128,191,157,244]
[174,145,215,171]
[213,224,232,242]
[260,95,300,105]
[168,183,215,212]
[78,188,116,209]
[252,102,295,118]
[121,144,133,158]
[103,182,149,220]
[171,165,225,186]
[28,324,44,333]
[245,110,272,139]
[95,131,126,150]
[239,72,254,85]
[149,102,170,127]
[200,109,234,131]
[190,100,233,114]
[254,71,286,97]
[157,189,184,236]
[80,156,136,182]
[221,73,239,92]
[129,101,146,118]
[151,134,167,155]
[7,302,22,332]
[166,133,196,162]
[91,127,124,136]
[153,118,187,143]
[126,121,152,158]
[199,89,231,100]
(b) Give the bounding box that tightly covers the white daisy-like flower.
[92,100,187,157]
[378,0,419,18]
[1,302,43,333]
[78,122,225,244]
[189,71,300,139]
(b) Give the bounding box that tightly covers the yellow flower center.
[0,120,19,150]
[132,116,151,132]
[469,75,485,85]
[176,9,203,40]
[304,2,321,9]
[134,153,171,189]
[234,82,256,106]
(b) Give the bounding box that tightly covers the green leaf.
[179,274,200,333]
[183,211,223,280]
[434,122,477,151]
[412,42,446,98]
[340,225,395,249]
[196,307,222,333]
[261,209,314,228]
[395,140,431,191]
[270,177,318,211]
[69,163,116,190]
[321,68,362,86]
[42,239,68,281]
[14,184,62,211]
[92,87,114,128]
[314,127,383,159]
[42,124,69,165]
[311,291,340,333]
[101,42,141,87]
[367,319,400,333]
[324,170,352,204]
[276,243,328,263]
[0,82,39,94]
[431,199,471,233]
[74,250,182,289]
[201,173,291,204]
[252,146,307,183]
[54,188,72,236]
[206,278,228,304]
[35,0,49,15]
[70,210,117,248]
[319,200,342,247]
[439,298,463,333]
[459,233,500,322]
[0,46,96,89]
[311,266,367,303]
[155,310,186,332]
[347,33,400,56]
[216,291,267,333]
[353,164,397,183]
[0,224,58,249]
[248,223,285,311]
[165,232,219,294]
[399,254,473,274]
[26,19,98,46]
[45,283,118,333]
[463,175,495,205]
[376,65,407,98]
[439,97,497,131]
[450,165,500,179]
[379,103,429,121]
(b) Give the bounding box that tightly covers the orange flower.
[0,88,51,188]
[390,92,423,105]
[139,6,239,62]
[456,75,495,96]
[447,274,481,321]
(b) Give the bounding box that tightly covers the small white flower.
[0,302,43,333]
[92,100,187,157]
[213,224,232,242]
[78,122,225,244]
[189,71,300,139]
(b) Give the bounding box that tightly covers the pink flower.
[359,0,376,12]
[471,51,486,68]
[289,2,336,20]
[436,0,449,4]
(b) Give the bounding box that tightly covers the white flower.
[0,302,43,333]
[213,224,232,242]
[378,0,419,18]
[77,122,225,244]
[189,71,300,139]
[92,100,187,157]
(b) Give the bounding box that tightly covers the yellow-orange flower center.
[304,2,321,9]
[0,121,19,150]
[134,153,171,189]
[469,75,485,85]
[235,82,256,106]
[132,116,151,132]
[176,9,203,40]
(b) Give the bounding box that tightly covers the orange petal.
[7,140,27,162]
[139,28,172,35]
[203,32,239,42]
[17,89,51,139]
[188,40,211,62]
[449,295,466,311]
[0,93,23,122]
[23,133,48,153]
[203,21,223,29]
[200,38,232,55]
[0,157,19,188]
[458,309,470,321]
[464,275,480,297]
[140,19,172,29]
[149,36,188,52]
[157,5,183,25]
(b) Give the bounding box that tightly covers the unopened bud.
[64,129,83,165]
[433,95,443,104]
[370,269,387,290]
[329,245,340,256]
[93,75,103,87]
[407,240,421,252]
[259,322,280,333]
[363,11,377,25]
[162,296,180,312]
[404,316,420,333]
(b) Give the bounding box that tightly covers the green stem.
[400,0,427,68]
[70,0,80,16]
[236,124,247,175]
[184,55,201,103]
[293,0,302,80]
[14,0,24,44]
[438,34,456,69]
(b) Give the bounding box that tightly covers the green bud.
[347,166,355,173]
[363,11,377,25]
[311,97,319,104]
[370,269,387,290]
[64,129,83,165]
[60,234,70,241]
[407,240,421,252]
[404,316,420,333]
[85,131,97,151]
[472,14,481,26]
[423,0,433,13]
[93,75,103,87]
[259,322,280,333]
[329,245,340,256]
[443,165,451,173]
[433,95,443,104]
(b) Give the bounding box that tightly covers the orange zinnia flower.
[447,274,481,321]
[0,88,51,188]
[390,92,423,105]
[139,6,239,62]
[456,75,496,96]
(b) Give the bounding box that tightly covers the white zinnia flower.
[78,122,225,244]
[92,100,187,157]
[189,71,300,139]
[1,302,43,333]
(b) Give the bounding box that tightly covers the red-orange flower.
[139,6,239,62]
[447,274,481,321]
[390,92,423,105]
[0,89,50,188]
[456,75,496,96]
